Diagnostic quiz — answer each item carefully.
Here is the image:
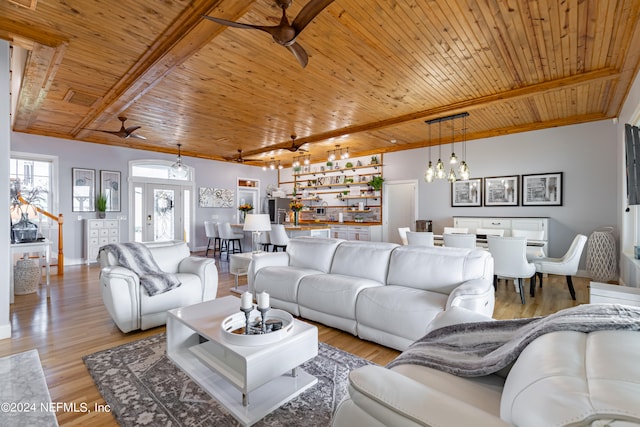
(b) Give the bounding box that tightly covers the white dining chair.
[487,236,536,304]
[269,224,290,252]
[512,229,546,261]
[533,234,588,301]
[204,221,220,257]
[406,231,434,246]
[398,227,410,245]
[443,233,476,249]
[443,227,468,234]
[477,228,505,237]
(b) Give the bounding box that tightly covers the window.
[10,152,57,225]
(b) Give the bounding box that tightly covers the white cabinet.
[453,216,549,253]
[331,225,381,241]
[84,219,120,263]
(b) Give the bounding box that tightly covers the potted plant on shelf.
[369,175,384,196]
[96,193,107,219]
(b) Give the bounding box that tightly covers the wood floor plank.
[0,253,590,425]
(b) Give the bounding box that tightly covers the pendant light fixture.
[171,143,189,178]
[424,112,470,184]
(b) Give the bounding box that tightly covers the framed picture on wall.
[451,178,482,207]
[484,175,519,206]
[522,172,563,206]
[100,170,121,212]
[72,167,95,212]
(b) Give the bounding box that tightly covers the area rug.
[0,349,58,427]
[83,334,372,426]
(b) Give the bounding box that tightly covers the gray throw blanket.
[387,304,640,377]
[100,243,181,296]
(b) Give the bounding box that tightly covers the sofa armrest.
[342,365,509,427]
[99,266,141,333]
[446,278,495,317]
[247,252,290,294]
[178,256,218,301]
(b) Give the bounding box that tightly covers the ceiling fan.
[232,149,264,163]
[286,134,308,152]
[89,117,146,140]
[202,0,335,68]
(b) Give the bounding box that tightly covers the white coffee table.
[167,296,318,426]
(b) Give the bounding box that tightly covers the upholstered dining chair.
[477,228,505,237]
[487,236,536,304]
[398,227,410,245]
[406,231,435,246]
[218,222,243,259]
[443,233,476,249]
[259,230,271,252]
[269,224,290,251]
[533,234,588,300]
[512,229,546,261]
[204,221,220,257]
[443,226,468,234]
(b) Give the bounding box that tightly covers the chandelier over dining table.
[424,112,470,183]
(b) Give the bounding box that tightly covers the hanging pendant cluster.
[424,112,470,183]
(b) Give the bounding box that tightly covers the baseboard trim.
[0,323,12,340]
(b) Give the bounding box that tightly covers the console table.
[453,216,549,254]
[10,239,52,304]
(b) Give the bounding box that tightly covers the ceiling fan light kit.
[202,0,335,68]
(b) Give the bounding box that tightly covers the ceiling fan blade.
[292,0,335,34]
[127,133,146,140]
[202,15,276,35]
[96,129,126,138]
[287,42,309,68]
[125,126,141,134]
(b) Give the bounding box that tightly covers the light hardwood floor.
[1,254,590,425]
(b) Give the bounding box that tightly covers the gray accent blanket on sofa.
[387,304,640,377]
[100,243,181,296]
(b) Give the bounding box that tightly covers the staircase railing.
[17,195,64,275]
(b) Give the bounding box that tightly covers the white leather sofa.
[248,237,495,350]
[332,310,640,426]
[98,240,218,333]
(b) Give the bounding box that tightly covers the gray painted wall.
[10,133,279,265]
[385,120,619,264]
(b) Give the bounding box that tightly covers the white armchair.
[534,234,587,300]
[98,240,218,332]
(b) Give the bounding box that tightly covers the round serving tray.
[221,308,294,346]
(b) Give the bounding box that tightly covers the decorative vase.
[97,211,106,219]
[294,211,299,226]
[12,213,39,243]
[241,211,246,223]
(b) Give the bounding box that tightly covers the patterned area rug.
[83,334,371,426]
[0,349,58,427]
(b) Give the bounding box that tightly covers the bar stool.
[219,222,243,259]
[204,221,221,257]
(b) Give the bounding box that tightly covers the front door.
[134,183,184,242]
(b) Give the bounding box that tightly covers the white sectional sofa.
[248,237,495,350]
[332,308,640,426]
[98,240,218,333]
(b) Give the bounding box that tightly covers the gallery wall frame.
[100,170,121,212]
[522,172,563,206]
[451,178,482,207]
[484,175,519,206]
[72,167,95,212]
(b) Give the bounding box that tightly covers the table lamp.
[243,214,272,253]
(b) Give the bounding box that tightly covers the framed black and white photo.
[484,175,519,206]
[100,170,121,212]
[72,167,95,212]
[451,178,482,207]
[522,172,563,206]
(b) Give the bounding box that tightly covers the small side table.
[10,240,52,304]
[229,252,253,294]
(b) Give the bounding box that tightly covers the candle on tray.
[257,291,270,309]
[241,291,253,310]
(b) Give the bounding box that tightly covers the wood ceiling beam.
[241,67,620,157]
[73,0,257,138]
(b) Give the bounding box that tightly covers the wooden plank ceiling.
[2,0,640,166]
